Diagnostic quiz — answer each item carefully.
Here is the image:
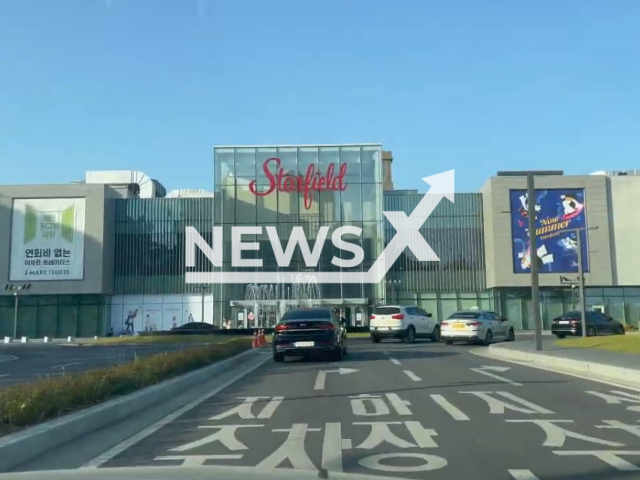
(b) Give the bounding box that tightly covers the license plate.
[559,320,569,324]
[453,323,466,329]
[294,341,314,347]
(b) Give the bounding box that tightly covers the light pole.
[194,284,208,323]
[570,226,598,337]
[5,284,31,340]
[497,170,563,351]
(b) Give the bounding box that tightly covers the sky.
[0,0,639,193]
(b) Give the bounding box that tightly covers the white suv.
[369,305,440,343]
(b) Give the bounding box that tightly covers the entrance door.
[345,308,352,327]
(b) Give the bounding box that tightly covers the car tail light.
[391,314,405,319]
[468,322,481,327]
[274,324,290,332]
[370,314,376,319]
[569,318,580,323]
[317,322,335,330]
[441,322,449,327]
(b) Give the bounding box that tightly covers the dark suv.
[551,311,625,338]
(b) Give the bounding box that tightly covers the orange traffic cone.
[259,328,265,346]
[252,330,258,348]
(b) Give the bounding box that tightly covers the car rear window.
[447,311,481,319]
[281,308,331,321]
[373,307,401,315]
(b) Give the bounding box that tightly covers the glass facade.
[0,294,108,338]
[212,145,385,323]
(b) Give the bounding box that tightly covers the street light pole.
[577,232,587,337]
[13,290,20,339]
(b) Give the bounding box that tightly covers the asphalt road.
[51,336,640,480]
[0,343,211,386]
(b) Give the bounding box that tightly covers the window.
[448,311,481,319]
[281,308,331,321]
[374,307,400,315]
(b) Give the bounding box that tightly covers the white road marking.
[0,354,18,363]
[386,393,412,415]
[462,391,553,415]
[358,453,447,473]
[470,348,640,392]
[430,394,470,421]
[168,424,263,452]
[403,370,421,382]
[405,421,438,448]
[470,366,522,386]
[257,424,319,470]
[507,420,624,448]
[322,422,344,472]
[209,396,284,421]
[154,454,242,466]
[554,451,640,471]
[82,354,270,468]
[351,394,390,416]
[587,390,640,411]
[0,374,10,378]
[509,469,541,480]
[390,358,401,365]
[314,367,359,390]
[50,362,81,369]
[354,421,415,449]
[479,365,511,372]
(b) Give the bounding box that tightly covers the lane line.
[470,349,640,393]
[82,354,270,468]
[0,374,9,378]
[50,362,81,369]
[509,470,541,480]
[470,367,523,386]
[403,370,421,382]
[430,394,470,421]
[390,358,401,365]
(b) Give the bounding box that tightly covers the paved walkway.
[495,336,640,371]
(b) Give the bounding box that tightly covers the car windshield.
[447,311,482,319]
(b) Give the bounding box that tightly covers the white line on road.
[314,368,359,390]
[0,374,10,378]
[430,394,470,421]
[82,354,270,468]
[390,358,401,365]
[403,370,421,382]
[470,367,522,386]
[509,469,541,480]
[50,362,81,369]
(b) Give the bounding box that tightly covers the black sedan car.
[272,307,347,362]
[551,311,625,338]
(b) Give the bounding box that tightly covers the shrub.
[0,338,251,432]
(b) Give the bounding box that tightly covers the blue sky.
[1,0,638,193]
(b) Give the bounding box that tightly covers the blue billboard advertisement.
[510,188,589,274]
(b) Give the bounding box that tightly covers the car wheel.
[445,340,453,345]
[507,329,515,342]
[273,353,284,363]
[556,334,566,339]
[484,330,493,346]
[587,326,596,337]
[431,326,441,342]
[371,335,381,344]
[405,326,416,344]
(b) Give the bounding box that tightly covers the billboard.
[10,198,86,280]
[510,188,589,274]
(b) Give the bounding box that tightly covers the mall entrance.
[229,299,369,329]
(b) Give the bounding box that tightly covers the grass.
[556,334,640,354]
[0,338,251,436]
[74,334,241,345]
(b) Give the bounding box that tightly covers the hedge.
[0,338,251,435]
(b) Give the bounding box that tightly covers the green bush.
[0,338,251,432]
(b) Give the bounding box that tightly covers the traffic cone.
[259,328,265,346]
[252,330,258,348]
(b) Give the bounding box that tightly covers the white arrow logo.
[314,368,359,390]
[471,365,521,386]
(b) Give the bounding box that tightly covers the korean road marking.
[82,353,270,468]
[587,390,640,411]
[322,422,344,472]
[350,393,412,416]
[462,391,553,415]
[353,421,437,449]
[597,420,640,438]
[209,396,284,420]
[390,358,401,365]
[508,470,541,480]
[403,370,421,382]
[553,451,640,471]
[507,420,625,448]
[314,368,359,390]
[470,366,522,386]
[358,453,447,473]
[257,424,320,470]
[168,424,263,452]
[154,454,242,466]
[430,394,470,421]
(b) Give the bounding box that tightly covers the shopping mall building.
[1,143,640,338]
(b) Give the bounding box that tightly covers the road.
[0,343,210,386]
[48,337,640,480]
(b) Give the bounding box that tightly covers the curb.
[0,347,262,472]
[478,343,640,388]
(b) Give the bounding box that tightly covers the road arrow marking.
[471,366,522,386]
[314,368,359,390]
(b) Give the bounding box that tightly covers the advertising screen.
[510,188,589,274]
